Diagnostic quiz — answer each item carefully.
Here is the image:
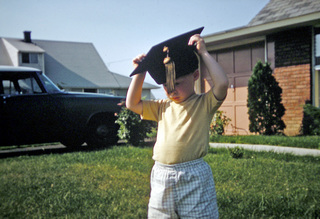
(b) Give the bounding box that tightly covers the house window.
[22,53,38,64]
[317,69,320,107]
[69,88,82,92]
[315,28,320,66]
[315,28,320,107]
[84,89,97,93]
[98,89,113,95]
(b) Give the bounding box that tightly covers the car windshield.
[38,74,61,93]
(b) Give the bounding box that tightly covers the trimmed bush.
[301,103,320,135]
[247,61,286,135]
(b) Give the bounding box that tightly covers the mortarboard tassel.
[163,46,176,93]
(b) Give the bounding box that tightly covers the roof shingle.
[248,0,320,26]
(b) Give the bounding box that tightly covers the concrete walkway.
[209,143,320,157]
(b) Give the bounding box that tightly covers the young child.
[126,27,228,218]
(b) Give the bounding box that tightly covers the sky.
[0,0,269,98]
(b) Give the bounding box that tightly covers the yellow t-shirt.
[142,90,223,164]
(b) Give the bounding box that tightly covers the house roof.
[3,38,45,53]
[34,39,122,89]
[204,0,320,49]
[248,0,320,26]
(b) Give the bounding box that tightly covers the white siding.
[2,39,19,66]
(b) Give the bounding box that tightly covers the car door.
[0,72,61,146]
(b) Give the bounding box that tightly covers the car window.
[1,75,43,95]
[18,77,42,94]
[2,80,18,95]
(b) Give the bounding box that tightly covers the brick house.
[0,32,158,99]
[203,0,320,136]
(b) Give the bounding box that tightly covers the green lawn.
[1,145,319,218]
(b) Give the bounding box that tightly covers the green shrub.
[146,127,158,139]
[210,110,231,136]
[115,107,156,146]
[247,61,286,135]
[228,146,244,159]
[301,103,320,135]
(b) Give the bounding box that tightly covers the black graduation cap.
[130,27,204,93]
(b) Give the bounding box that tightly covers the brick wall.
[274,64,311,136]
[269,27,312,67]
[268,27,312,136]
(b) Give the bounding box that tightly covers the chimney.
[23,31,32,43]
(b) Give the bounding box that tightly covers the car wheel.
[86,114,119,148]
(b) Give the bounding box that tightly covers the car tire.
[86,114,119,148]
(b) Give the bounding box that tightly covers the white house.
[0,31,158,99]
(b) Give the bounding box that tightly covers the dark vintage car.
[0,66,124,148]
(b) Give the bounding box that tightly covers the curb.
[209,143,320,157]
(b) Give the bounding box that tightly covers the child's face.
[163,70,199,103]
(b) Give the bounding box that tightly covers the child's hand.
[188,34,207,55]
[133,54,146,70]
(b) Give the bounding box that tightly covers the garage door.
[211,42,265,135]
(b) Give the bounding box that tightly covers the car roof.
[0,65,41,72]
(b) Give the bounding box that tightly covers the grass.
[2,135,320,151]
[210,135,320,149]
[209,148,320,218]
[0,147,153,218]
[1,145,319,218]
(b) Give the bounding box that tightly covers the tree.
[247,61,286,135]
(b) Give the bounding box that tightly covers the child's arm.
[189,35,229,100]
[126,54,146,115]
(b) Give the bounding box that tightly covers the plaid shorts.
[148,158,219,219]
